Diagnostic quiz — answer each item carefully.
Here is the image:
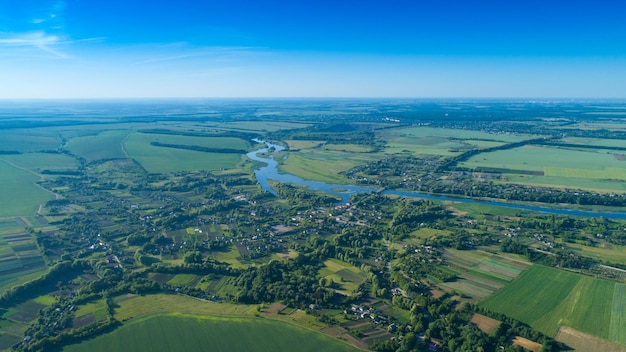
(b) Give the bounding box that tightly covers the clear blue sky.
[1,0,625,98]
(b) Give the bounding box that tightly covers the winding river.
[247,140,626,219]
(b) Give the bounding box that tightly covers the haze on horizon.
[1,0,625,99]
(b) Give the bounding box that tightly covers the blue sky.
[1,0,625,98]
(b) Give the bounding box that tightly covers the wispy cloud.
[0,31,69,58]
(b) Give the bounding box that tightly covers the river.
[247,140,626,219]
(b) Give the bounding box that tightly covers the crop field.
[380,127,531,156]
[66,129,130,161]
[440,249,529,299]
[0,129,60,153]
[460,145,626,191]
[0,161,53,217]
[480,265,626,343]
[124,133,245,173]
[1,153,78,173]
[609,284,626,345]
[62,313,359,352]
[209,120,311,132]
[319,259,367,295]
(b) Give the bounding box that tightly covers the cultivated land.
[480,265,626,345]
[62,313,360,352]
[3,100,626,352]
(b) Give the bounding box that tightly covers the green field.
[0,129,60,153]
[278,151,371,184]
[63,313,359,352]
[460,145,626,191]
[480,265,625,343]
[66,130,130,161]
[380,126,531,156]
[319,259,367,295]
[0,160,53,217]
[1,153,79,173]
[441,249,528,299]
[124,133,246,173]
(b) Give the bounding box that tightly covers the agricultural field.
[0,153,78,173]
[65,129,130,161]
[62,313,360,352]
[379,126,531,156]
[0,161,53,217]
[319,259,367,295]
[480,265,626,345]
[460,144,626,192]
[123,132,247,173]
[440,249,529,300]
[278,150,374,184]
[0,129,60,153]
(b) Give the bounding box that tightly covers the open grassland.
[66,130,130,161]
[113,294,258,321]
[503,174,626,192]
[480,265,624,342]
[0,161,53,217]
[568,243,626,266]
[285,140,325,150]
[124,133,245,173]
[209,120,311,132]
[0,129,60,153]
[380,127,531,156]
[62,313,359,352]
[560,137,626,149]
[461,145,623,173]
[278,151,373,184]
[322,144,375,153]
[319,259,367,295]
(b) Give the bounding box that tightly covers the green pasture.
[209,120,311,132]
[166,274,198,287]
[319,259,367,294]
[0,129,60,153]
[62,313,359,352]
[503,174,626,192]
[66,130,129,161]
[567,243,626,266]
[278,151,371,184]
[380,126,531,156]
[322,144,374,153]
[124,133,245,174]
[461,145,623,173]
[0,160,52,217]
[560,137,626,149]
[1,153,78,172]
[285,140,324,150]
[480,265,623,342]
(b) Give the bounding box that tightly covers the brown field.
[265,303,287,314]
[556,326,626,352]
[72,313,96,329]
[470,313,500,334]
[512,336,542,352]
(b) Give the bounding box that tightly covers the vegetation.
[4,99,626,351]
